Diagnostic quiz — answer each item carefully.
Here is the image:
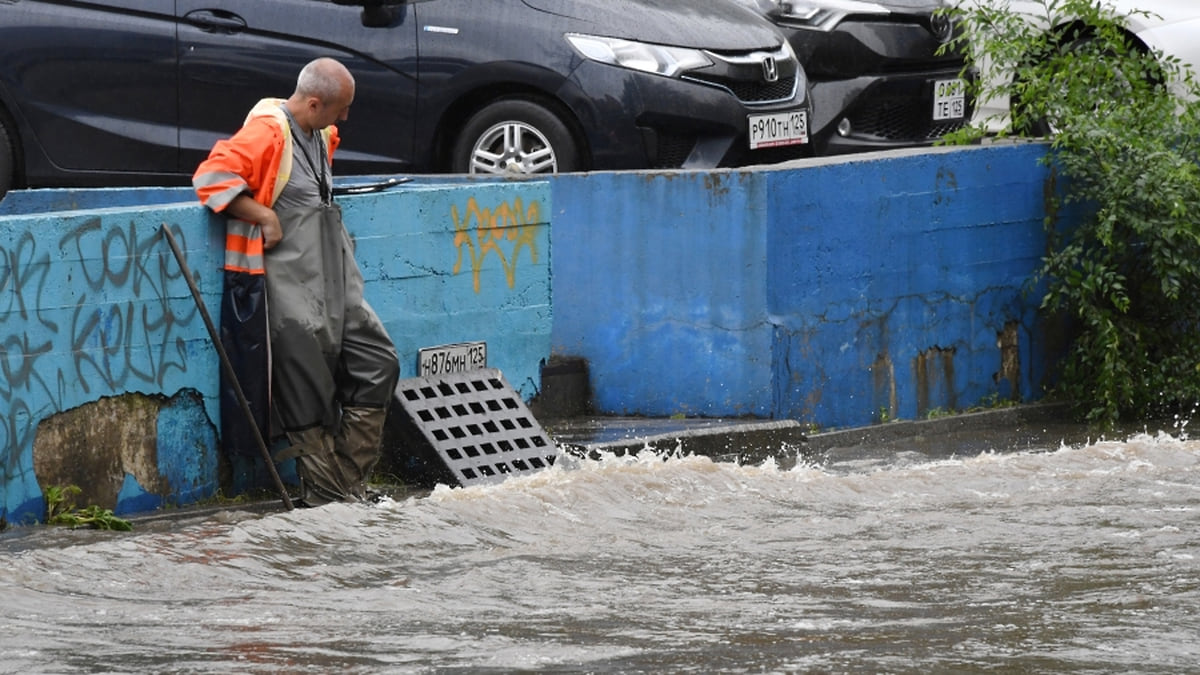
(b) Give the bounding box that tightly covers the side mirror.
[330,0,407,27]
[362,5,399,28]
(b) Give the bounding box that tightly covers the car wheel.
[452,98,579,175]
[0,115,15,200]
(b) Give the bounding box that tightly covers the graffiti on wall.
[0,217,200,460]
[451,196,541,293]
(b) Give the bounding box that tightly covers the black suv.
[0,0,813,199]
[735,0,973,155]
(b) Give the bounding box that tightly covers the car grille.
[653,133,696,169]
[846,91,970,142]
[684,45,802,105]
[724,77,798,104]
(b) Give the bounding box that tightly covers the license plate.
[748,110,809,149]
[418,341,487,377]
[933,78,966,121]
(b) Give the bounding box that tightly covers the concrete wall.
[550,143,1055,428]
[0,181,552,525]
[0,141,1061,524]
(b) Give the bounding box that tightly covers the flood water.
[1,430,1199,673]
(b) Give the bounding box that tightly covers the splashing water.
[1,433,1198,673]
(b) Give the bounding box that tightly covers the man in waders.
[193,57,399,506]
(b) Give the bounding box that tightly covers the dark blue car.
[0,0,814,198]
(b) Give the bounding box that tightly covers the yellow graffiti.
[452,196,541,293]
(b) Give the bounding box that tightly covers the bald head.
[296,58,354,100]
[287,57,355,133]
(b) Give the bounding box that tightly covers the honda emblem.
[761,55,779,83]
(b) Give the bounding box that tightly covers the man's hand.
[257,211,284,249]
[226,194,283,249]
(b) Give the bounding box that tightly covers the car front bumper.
[808,66,975,155]
[561,59,815,170]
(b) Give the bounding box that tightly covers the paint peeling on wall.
[994,320,1022,401]
[914,346,957,418]
[33,389,219,516]
[872,352,898,422]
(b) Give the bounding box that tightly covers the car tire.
[0,114,15,200]
[452,98,579,175]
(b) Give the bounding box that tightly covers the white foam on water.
[1,433,1199,672]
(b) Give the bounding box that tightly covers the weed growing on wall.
[941,0,1200,427]
[44,485,132,531]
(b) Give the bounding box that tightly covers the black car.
[734,0,973,155]
[0,0,813,199]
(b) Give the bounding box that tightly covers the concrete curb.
[806,401,1077,450]
[557,419,809,464]
[553,401,1087,469]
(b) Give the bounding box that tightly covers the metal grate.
[389,368,558,487]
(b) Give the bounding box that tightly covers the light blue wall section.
[549,143,1058,428]
[340,182,552,388]
[0,202,224,523]
[0,187,195,217]
[0,181,551,524]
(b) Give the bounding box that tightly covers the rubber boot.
[335,406,389,499]
[284,426,356,507]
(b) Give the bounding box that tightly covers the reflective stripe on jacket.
[192,98,339,273]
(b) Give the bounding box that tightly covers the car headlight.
[565,33,713,78]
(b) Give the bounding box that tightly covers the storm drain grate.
[388,368,558,487]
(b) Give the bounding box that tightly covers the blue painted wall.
[344,183,552,392]
[0,187,196,217]
[551,170,777,417]
[766,146,1051,428]
[0,181,552,525]
[549,144,1056,428]
[0,202,219,524]
[0,142,1061,523]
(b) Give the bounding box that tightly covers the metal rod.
[159,224,295,511]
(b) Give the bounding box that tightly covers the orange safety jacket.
[192,98,340,274]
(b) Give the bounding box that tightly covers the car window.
[0,0,178,174]
[177,0,419,175]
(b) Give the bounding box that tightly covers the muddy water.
[1,432,1198,673]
